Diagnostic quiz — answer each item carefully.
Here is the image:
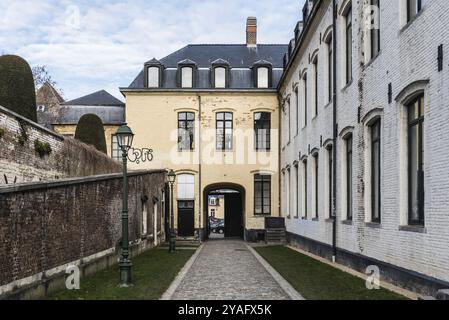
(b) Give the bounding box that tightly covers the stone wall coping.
[0,105,65,141]
[0,170,166,194]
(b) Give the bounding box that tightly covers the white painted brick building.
[279,0,449,295]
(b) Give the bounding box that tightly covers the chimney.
[246,17,257,47]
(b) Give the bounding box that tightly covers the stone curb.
[160,244,205,300]
[246,244,305,301]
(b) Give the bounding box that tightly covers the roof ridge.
[185,44,288,46]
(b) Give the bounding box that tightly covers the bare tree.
[32,65,64,96]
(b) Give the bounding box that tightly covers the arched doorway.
[203,183,245,240]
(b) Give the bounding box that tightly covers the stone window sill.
[325,218,334,223]
[312,218,319,222]
[341,79,353,92]
[399,225,427,234]
[342,220,353,226]
[364,50,382,69]
[365,222,381,229]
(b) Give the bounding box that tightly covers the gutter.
[277,0,324,91]
[198,95,203,241]
[332,0,338,263]
[120,88,278,95]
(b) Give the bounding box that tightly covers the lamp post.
[167,169,177,253]
[116,124,134,287]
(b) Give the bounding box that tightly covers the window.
[346,135,353,220]
[147,67,160,88]
[254,112,271,151]
[257,67,269,88]
[178,112,195,151]
[216,112,233,150]
[209,197,217,206]
[313,153,319,219]
[287,168,291,218]
[178,174,195,199]
[407,0,426,22]
[111,135,121,161]
[211,209,216,217]
[254,174,271,215]
[371,0,380,59]
[142,205,148,235]
[295,87,299,135]
[327,35,333,102]
[407,95,425,225]
[345,7,353,84]
[303,160,308,218]
[303,74,308,128]
[371,120,381,222]
[181,67,193,88]
[327,146,333,219]
[288,99,292,142]
[282,171,286,216]
[313,57,319,116]
[214,67,226,88]
[295,163,299,218]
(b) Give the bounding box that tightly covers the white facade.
[279,0,449,292]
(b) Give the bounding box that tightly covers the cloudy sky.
[0,0,305,101]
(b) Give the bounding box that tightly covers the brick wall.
[0,170,166,296]
[0,105,121,185]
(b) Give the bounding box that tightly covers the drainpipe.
[198,95,203,241]
[332,0,338,263]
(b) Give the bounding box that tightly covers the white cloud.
[1,0,305,100]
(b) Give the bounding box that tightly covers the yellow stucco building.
[121,18,287,241]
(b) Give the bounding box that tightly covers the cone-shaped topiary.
[0,55,37,122]
[74,114,107,154]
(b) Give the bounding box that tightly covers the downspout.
[332,0,338,263]
[277,93,283,219]
[198,95,203,241]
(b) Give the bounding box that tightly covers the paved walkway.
[168,240,293,300]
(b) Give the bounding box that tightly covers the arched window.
[177,174,195,200]
[144,58,163,88]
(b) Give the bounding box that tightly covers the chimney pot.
[246,17,257,47]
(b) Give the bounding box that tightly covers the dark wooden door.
[224,194,243,238]
[178,201,195,237]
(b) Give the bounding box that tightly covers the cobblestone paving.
[171,240,291,300]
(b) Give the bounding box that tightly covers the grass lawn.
[49,248,194,300]
[255,246,408,300]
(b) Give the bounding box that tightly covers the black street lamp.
[116,124,134,287]
[167,169,177,253]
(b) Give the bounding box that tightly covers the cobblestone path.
[170,240,291,300]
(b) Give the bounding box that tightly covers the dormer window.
[211,59,230,89]
[253,60,272,89]
[215,67,226,88]
[182,67,193,88]
[147,67,160,88]
[178,60,197,89]
[257,67,269,88]
[144,58,164,88]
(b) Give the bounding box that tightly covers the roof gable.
[63,90,124,106]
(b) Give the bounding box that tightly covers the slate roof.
[55,90,125,125]
[157,44,288,68]
[62,90,124,106]
[127,44,288,90]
